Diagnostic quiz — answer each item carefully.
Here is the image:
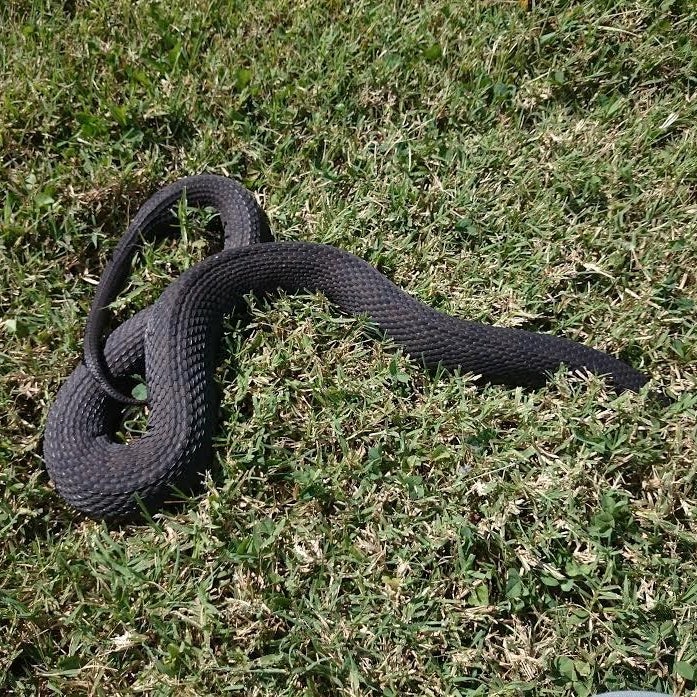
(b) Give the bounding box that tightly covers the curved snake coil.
[44,175,651,519]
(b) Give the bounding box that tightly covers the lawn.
[1,0,696,695]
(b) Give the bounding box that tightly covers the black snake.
[44,175,652,519]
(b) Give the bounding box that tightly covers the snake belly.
[43,175,650,519]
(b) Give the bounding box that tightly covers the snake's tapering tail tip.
[98,379,148,407]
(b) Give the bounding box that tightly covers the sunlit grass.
[1,0,696,695]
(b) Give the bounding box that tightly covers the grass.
[1,0,696,694]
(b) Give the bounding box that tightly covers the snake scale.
[44,175,651,519]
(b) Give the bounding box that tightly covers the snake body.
[44,175,650,519]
